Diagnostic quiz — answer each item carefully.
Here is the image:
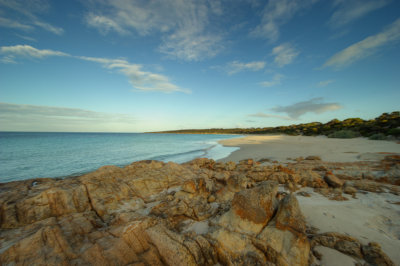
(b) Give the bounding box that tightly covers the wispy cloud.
[248,112,292,120]
[0,16,33,30]
[79,56,189,93]
[330,0,390,28]
[259,74,284,87]
[0,44,69,59]
[271,97,342,119]
[85,14,129,35]
[32,20,64,35]
[272,43,299,67]
[317,80,334,87]
[0,102,138,132]
[324,18,400,69]
[0,0,64,35]
[251,0,317,42]
[219,60,266,75]
[15,34,37,42]
[84,0,224,61]
[0,44,186,93]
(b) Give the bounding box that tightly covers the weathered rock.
[218,181,278,235]
[312,232,362,258]
[211,228,267,265]
[146,224,197,265]
[324,172,344,188]
[362,242,395,266]
[343,185,357,195]
[256,226,310,266]
[351,180,384,193]
[1,158,397,265]
[275,194,306,234]
[0,224,76,265]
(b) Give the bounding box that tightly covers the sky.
[0,0,399,132]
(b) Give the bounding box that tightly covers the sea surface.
[0,132,240,183]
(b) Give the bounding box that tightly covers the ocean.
[0,132,240,183]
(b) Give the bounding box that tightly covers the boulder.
[217,181,278,235]
[256,226,310,266]
[274,194,306,234]
[324,173,344,188]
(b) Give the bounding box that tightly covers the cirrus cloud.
[84,0,224,61]
[0,44,187,93]
[251,0,318,42]
[272,43,299,67]
[259,74,284,87]
[324,18,400,69]
[218,60,266,75]
[0,0,64,35]
[330,0,390,28]
[0,44,69,58]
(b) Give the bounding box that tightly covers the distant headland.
[152,111,400,140]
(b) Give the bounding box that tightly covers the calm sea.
[0,132,240,183]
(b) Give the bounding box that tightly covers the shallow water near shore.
[0,132,240,182]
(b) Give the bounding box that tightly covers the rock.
[256,226,310,266]
[207,195,216,203]
[211,228,267,265]
[312,232,362,258]
[324,172,344,188]
[0,224,76,265]
[218,181,278,235]
[225,161,236,171]
[351,180,384,193]
[297,191,311,197]
[306,156,321,161]
[362,242,395,266]
[213,171,230,182]
[274,194,306,234]
[0,158,397,265]
[343,185,357,195]
[182,180,197,193]
[146,224,197,265]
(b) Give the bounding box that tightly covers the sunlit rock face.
[0,156,398,265]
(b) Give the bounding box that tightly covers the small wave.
[149,147,209,162]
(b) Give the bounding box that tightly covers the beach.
[220,134,400,265]
[219,134,400,163]
[1,134,399,265]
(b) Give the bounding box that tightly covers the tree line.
[152,111,400,139]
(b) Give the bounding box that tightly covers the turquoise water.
[0,132,240,183]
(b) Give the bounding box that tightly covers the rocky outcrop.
[311,232,395,266]
[0,157,398,265]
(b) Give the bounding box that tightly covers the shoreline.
[1,138,399,264]
[218,134,400,163]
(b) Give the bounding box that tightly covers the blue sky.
[0,0,399,132]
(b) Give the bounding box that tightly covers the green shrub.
[327,130,360,139]
[387,128,400,137]
[368,133,387,140]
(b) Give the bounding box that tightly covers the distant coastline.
[151,111,400,140]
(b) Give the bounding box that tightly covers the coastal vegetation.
[154,111,400,139]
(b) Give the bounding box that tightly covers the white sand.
[219,135,400,162]
[314,246,360,266]
[297,187,400,264]
[218,134,400,264]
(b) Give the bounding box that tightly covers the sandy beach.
[220,134,400,265]
[219,134,400,163]
[1,135,399,265]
